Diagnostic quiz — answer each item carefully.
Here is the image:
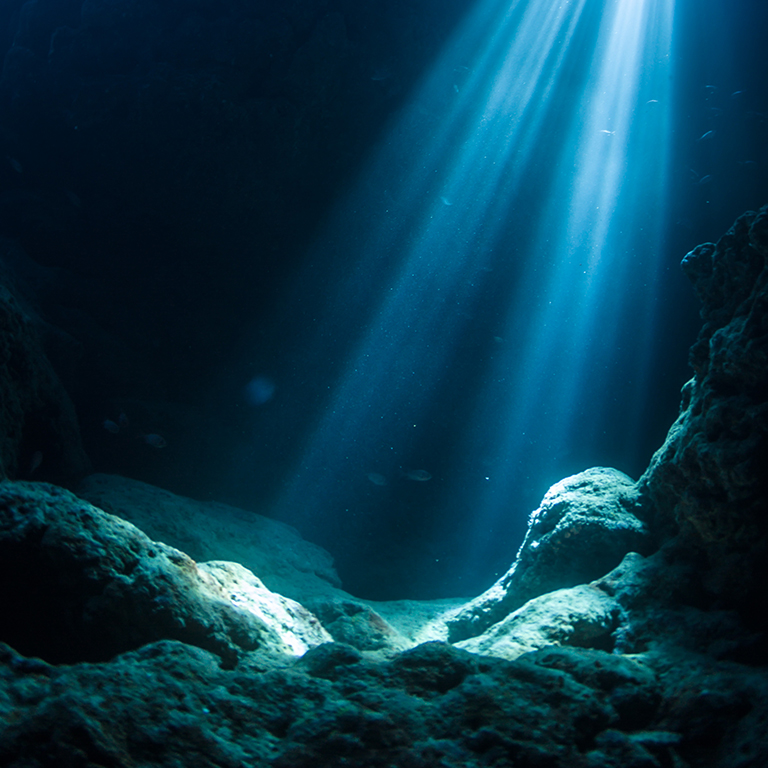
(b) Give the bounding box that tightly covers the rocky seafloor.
[1,207,767,765]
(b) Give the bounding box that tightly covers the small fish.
[103,419,120,434]
[698,175,713,185]
[599,129,615,135]
[731,90,744,99]
[29,451,43,476]
[698,130,716,141]
[142,433,167,448]
[440,196,453,206]
[404,469,432,482]
[645,99,659,104]
[367,472,388,486]
[704,85,717,93]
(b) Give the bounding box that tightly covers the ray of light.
[457,0,676,573]
[268,0,676,596]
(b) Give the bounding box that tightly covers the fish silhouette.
[141,433,167,448]
[403,469,432,482]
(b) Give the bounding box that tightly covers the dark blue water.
[0,0,765,599]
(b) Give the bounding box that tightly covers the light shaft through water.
[271,0,676,596]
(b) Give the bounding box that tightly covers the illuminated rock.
[76,473,342,602]
[455,583,619,661]
[445,466,650,642]
[0,481,330,667]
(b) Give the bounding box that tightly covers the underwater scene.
[0,0,767,765]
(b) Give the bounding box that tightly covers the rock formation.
[445,467,650,643]
[1,207,767,765]
[76,473,342,601]
[0,481,331,668]
[640,207,768,621]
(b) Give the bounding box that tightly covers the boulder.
[304,596,410,652]
[77,474,458,656]
[0,480,330,667]
[76,473,342,602]
[446,467,650,641]
[456,584,620,661]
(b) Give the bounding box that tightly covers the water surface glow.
[272,0,676,597]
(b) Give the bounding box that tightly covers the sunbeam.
[3,0,768,759]
[270,0,676,598]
